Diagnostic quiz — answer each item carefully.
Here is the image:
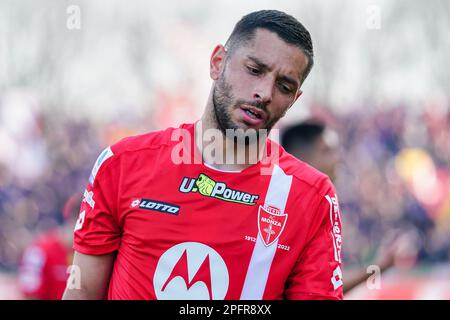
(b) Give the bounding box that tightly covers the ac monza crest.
[258,205,288,247]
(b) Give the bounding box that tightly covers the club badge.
[257,205,288,247]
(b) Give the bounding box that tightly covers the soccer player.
[63,10,343,300]
[18,195,79,299]
[281,121,339,182]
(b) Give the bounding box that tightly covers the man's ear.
[210,45,227,80]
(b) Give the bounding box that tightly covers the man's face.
[299,134,339,182]
[211,29,308,136]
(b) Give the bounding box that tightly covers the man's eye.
[279,84,293,94]
[247,66,260,75]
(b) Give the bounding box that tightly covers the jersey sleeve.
[73,146,121,255]
[285,179,343,300]
[18,245,47,299]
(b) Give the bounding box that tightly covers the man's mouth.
[240,105,267,121]
[238,105,267,126]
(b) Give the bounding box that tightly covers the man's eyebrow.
[247,55,300,89]
[247,55,271,71]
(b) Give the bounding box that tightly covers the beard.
[212,73,281,145]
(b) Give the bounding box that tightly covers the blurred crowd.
[324,103,450,268]
[0,90,449,274]
[0,91,103,271]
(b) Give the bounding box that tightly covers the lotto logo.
[130,198,180,215]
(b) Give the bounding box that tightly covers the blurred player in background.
[281,120,418,293]
[281,120,339,181]
[18,195,79,299]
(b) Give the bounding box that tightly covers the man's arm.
[344,230,419,293]
[66,145,122,299]
[285,182,343,300]
[62,251,115,300]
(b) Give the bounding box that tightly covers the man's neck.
[196,105,267,172]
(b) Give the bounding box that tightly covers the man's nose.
[253,77,274,104]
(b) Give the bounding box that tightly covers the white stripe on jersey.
[240,164,293,300]
[325,195,340,263]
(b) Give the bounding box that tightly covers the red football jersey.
[19,231,69,300]
[74,123,343,300]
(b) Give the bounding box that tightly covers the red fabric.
[74,123,343,300]
[18,231,69,300]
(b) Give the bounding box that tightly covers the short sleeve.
[285,180,343,300]
[73,146,121,255]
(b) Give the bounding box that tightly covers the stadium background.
[0,0,449,299]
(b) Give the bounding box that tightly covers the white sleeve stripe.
[326,195,340,263]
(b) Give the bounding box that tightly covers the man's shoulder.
[88,123,194,184]
[110,123,194,156]
[277,145,332,193]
